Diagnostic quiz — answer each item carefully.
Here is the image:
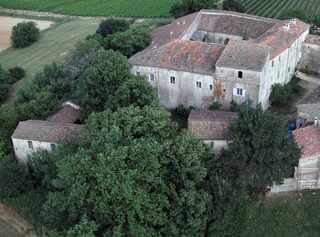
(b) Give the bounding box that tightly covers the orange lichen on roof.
[261,35,276,46]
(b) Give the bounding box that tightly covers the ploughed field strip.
[240,0,320,20]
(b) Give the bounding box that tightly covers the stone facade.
[299,35,320,73]
[129,10,310,110]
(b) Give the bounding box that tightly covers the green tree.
[113,75,156,109]
[223,0,246,13]
[0,105,18,153]
[76,50,131,119]
[8,66,25,82]
[42,106,213,236]
[96,18,130,38]
[11,21,40,48]
[64,39,102,82]
[0,154,33,198]
[0,65,11,101]
[280,8,308,22]
[109,25,151,57]
[228,100,301,192]
[17,91,60,120]
[66,214,99,237]
[170,0,218,18]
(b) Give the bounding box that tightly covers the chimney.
[314,117,318,127]
[283,23,290,32]
[290,19,296,24]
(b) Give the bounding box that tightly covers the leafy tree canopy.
[170,0,218,18]
[96,18,130,38]
[11,21,40,48]
[0,105,18,153]
[228,100,301,192]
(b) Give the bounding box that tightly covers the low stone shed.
[188,109,238,152]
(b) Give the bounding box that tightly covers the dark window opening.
[238,71,243,78]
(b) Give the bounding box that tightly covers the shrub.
[0,154,33,198]
[11,21,40,48]
[209,101,221,111]
[300,68,320,77]
[8,66,25,82]
[0,65,11,101]
[96,18,130,37]
[230,99,239,112]
[223,0,245,13]
[280,8,308,23]
[269,76,304,105]
[170,0,218,18]
[175,104,195,117]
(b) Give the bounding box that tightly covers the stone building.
[299,34,320,73]
[296,86,320,128]
[188,109,238,152]
[129,10,310,110]
[270,120,320,193]
[11,101,81,163]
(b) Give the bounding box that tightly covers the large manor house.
[129,10,313,110]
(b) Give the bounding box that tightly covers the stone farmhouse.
[188,109,238,153]
[129,10,310,110]
[300,35,320,74]
[11,101,81,163]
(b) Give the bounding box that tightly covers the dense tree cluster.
[11,21,40,48]
[223,0,245,13]
[170,0,218,18]
[280,8,308,22]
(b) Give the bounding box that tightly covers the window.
[51,144,56,150]
[279,55,281,61]
[170,76,175,84]
[233,88,245,97]
[277,72,280,79]
[272,60,274,67]
[288,67,291,72]
[196,81,202,88]
[209,84,213,90]
[136,72,140,76]
[149,74,155,82]
[28,141,33,149]
[238,71,243,78]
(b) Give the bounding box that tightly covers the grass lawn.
[0,219,24,237]
[0,17,100,106]
[0,0,174,18]
[242,190,320,237]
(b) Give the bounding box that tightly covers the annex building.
[129,10,310,110]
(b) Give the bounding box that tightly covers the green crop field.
[240,0,320,20]
[0,17,100,106]
[0,0,174,18]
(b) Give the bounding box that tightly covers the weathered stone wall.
[131,66,215,109]
[188,119,233,140]
[214,66,260,108]
[297,103,320,122]
[12,138,56,163]
[300,42,320,73]
[202,31,243,45]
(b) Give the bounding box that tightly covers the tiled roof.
[198,13,276,39]
[293,126,320,159]
[46,103,79,124]
[254,19,310,59]
[189,109,238,121]
[129,40,225,74]
[150,12,200,48]
[216,39,269,71]
[11,120,81,143]
[304,34,320,46]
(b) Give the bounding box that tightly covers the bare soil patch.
[0,16,53,52]
[0,203,36,237]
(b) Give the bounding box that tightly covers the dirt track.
[0,203,36,237]
[0,16,53,52]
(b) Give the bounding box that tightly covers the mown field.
[0,219,24,237]
[0,17,100,106]
[0,0,174,17]
[240,0,320,20]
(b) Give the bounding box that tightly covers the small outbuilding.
[11,101,81,163]
[188,109,238,153]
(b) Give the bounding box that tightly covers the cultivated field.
[0,17,100,106]
[240,0,320,20]
[0,16,53,52]
[0,0,173,17]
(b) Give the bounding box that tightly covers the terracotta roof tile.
[189,109,238,121]
[293,126,320,158]
[11,120,81,143]
[46,103,79,124]
[305,34,320,46]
